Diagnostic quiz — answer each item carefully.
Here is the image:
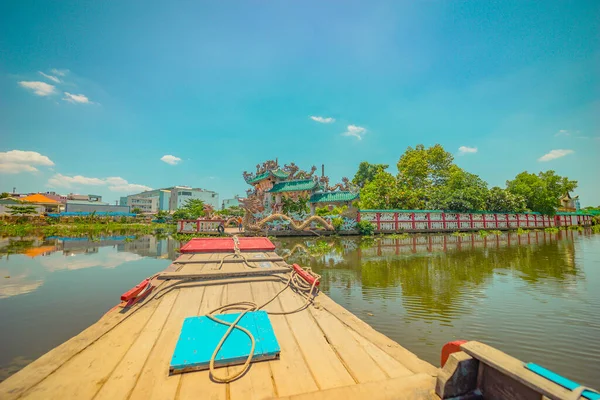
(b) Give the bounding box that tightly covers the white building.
[169,186,219,210]
[222,195,241,209]
[120,186,219,213]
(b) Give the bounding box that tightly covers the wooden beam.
[157,267,290,280]
[435,351,479,399]
[460,341,575,400]
[174,256,284,264]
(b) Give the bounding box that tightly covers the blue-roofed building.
[65,200,130,214]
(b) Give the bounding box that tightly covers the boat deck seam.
[305,301,360,385]
[274,282,323,392]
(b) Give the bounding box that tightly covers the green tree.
[429,166,489,211]
[7,205,38,216]
[172,198,206,220]
[155,210,170,221]
[359,170,402,209]
[132,207,143,214]
[486,187,527,213]
[397,144,454,190]
[352,162,389,188]
[506,171,577,215]
[0,192,10,199]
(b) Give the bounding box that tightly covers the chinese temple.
[558,192,580,212]
[243,160,359,214]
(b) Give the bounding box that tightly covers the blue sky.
[1,1,599,205]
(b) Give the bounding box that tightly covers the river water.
[0,231,598,387]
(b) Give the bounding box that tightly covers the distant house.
[65,200,130,214]
[20,194,62,213]
[0,198,44,215]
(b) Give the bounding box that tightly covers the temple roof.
[309,191,359,203]
[245,169,289,184]
[267,179,319,193]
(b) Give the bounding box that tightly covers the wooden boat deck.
[0,251,437,400]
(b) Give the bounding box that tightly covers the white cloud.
[310,116,335,124]
[18,81,56,96]
[47,174,151,193]
[341,125,367,140]
[555,129,570,137]
[0,150,54,166]
[537,149,574,162]
[47,174,105,188]
[0,163,39,174]
[105,177,128,186]
[108,183,152,193]
[161,155,182,165]
[63,92,91,104]
[51,68,69,77]
[38,71,60,83]
[0,150,54,174]
[458,146,478,155]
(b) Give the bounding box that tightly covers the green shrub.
[332,217,344,231]
[357,220,375,236]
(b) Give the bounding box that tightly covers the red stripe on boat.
[292,264,320,287]
[121,279,151,301]
[179,237,276,253]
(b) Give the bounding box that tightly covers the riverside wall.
[358,210,591,233]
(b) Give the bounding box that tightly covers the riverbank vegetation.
[0,221,175,237]
[355,144,578,215]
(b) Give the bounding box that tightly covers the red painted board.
[179,237,276,253]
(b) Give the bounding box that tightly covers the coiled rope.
[206,245,321,383]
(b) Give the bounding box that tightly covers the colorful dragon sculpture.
[238,196,334,232]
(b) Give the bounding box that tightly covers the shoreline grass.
[0,221,175,237]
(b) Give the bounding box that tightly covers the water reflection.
[0,230,598,386]
[0,234,177,381]
[273,230,600,386]
[0,235,179,300]
[276,231,583,314]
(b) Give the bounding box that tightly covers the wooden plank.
[250,281,319,397]
[226,283,277,400]
[274,373,436,400]
[177,284,227,400]
[0,300,158,400]
[460,341,574,400]
[348,330,413,379]
[128,286,206,400]
[176,256,284,264]
[93,292,179,400]
[316,293,437,376]
[276,282,356,390]
[308,305,388,383]
[479,363,540,400]
[20,299,161,399]
[157,267,290,280]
